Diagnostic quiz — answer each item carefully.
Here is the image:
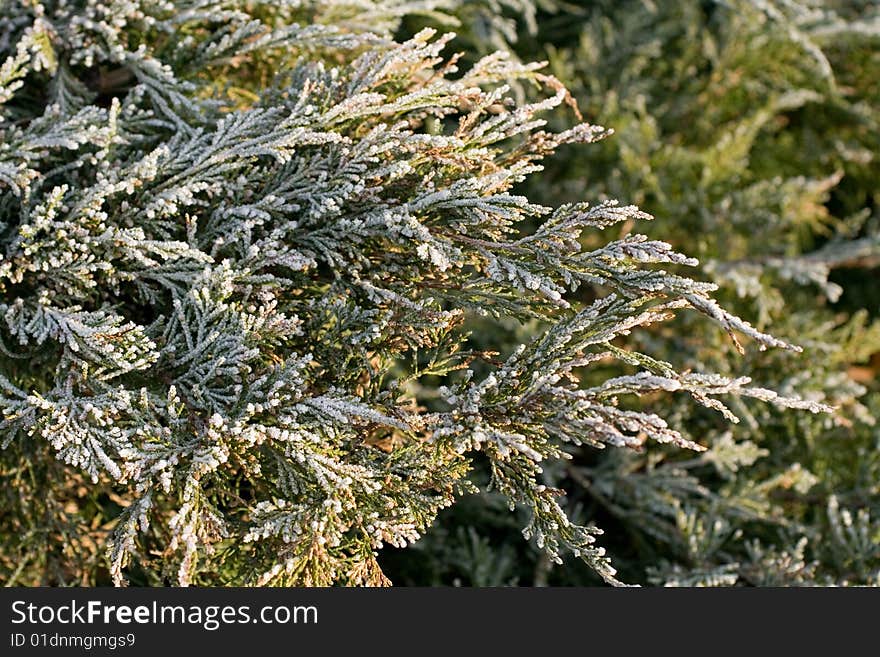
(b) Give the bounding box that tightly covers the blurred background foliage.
[383,0,880,585]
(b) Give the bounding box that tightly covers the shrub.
[0,0,837,585]
[389,0,880,586]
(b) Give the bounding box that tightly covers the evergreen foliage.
[0,0,873,587]
[387,0,880,586]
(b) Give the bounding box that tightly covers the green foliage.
[387,0,880,586]
[0,0,874,587]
